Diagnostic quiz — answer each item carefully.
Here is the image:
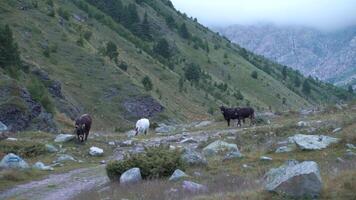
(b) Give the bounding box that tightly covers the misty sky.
[171,0,356,30]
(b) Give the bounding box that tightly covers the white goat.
[135,118,150,135]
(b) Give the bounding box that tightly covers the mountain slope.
[0,0,351,132]
[214,23,356,87]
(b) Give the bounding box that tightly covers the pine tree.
[179,23,190,39]
[106,41,119,62]
[154,39,171,58]
[184,63,201,82]
[302,80,311,94]
[142,76,153,91]
[282,66,287,80]
[348,85,353,93]
[0,25,21,68]
[294,75,301,87]
[140,12,151,40]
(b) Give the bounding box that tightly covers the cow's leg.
[85,131,88,141]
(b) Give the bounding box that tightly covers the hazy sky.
[171,0,356,30]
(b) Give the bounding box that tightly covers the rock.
[179,138,198,144]
[181,148,207,166]
[194,121,212,128]
[54,154,76,163]
[344,151,356,158]
[169,169,189,181]
[125,130,136,138]
[223,151,243,161]
[100,160,106,164]
[45,144,58,153]
[0,121,8,132]
[155,123,176,133]
[6,137,18,141]
[123,96,164,118]
[336,157,345,163]
[275,144,296,153]
[182,181,208,193]
[54,134,75,143]
[108,141,115,146]
[0,153,29,169]
[264,160,322,198]
[297,121,309,127]
[202,140,240,157]
[346,143,356,149]
[121,140,134,147]
[89,146,104,156]
[260,156,273,161]
[332,127,342,133]
[33,161,54,171]
[290,134,340,150]
[242,164,252,169]
[120,168,142,184]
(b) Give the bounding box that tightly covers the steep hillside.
[214,23,356,88]
[0,0,351,132]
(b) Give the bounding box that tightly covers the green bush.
[251,71,258,79]
[106,146,185,181]
[57,8,70,20]
[0,140,46,158]
[142,76,153,91]
[118,62,128,71]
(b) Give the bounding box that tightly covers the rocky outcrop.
[181,148,207,166]
[202,140,240,157]
[0,153,29,169]
[169,169,189,181]
[264,160,322,198]
[0,78,57,133]
[89,146,104,156]
[290,134,340,150]
[123,96,164,118]
[54,134,75,143]
[120,168,142,184]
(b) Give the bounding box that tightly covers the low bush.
[0,140,46,158]
[106,146,184,181]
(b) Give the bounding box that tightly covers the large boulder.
[33,161,54,171]
[120,168,142,184]
[54,134,75,143]
[0,121,8,132]
[290,134,340,150]
[54,154,76,163]
[89,146,104,156]
[182,181,208,193]
[181,148,207,166]
[264,160,322,198]
[0,153,29,169]
[202,140,240,157]
[169,169,189,181]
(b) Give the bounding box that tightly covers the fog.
[171,0,356,30]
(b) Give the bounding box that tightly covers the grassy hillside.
[0,0,352,131]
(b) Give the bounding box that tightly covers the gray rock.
[297,121,309,127]
[264,160,322,198]
[33,161,54,171]
[344,151,356,158]
[45,144,58,153]
[121,140,134,147]
[203,140,240,157]
[182,181,208,193]
[0,121,8,132]
[6,137,18,141]
[275,144,297,153]
[346,143,356,149]
[54,134,75,143]
[181,148,207,166]
[336,157,345,163]
[54,154,76,163]
[194,121,212,128]
[155,123,176,133]
[100,160,106,164]
[89,146,104,156]
[332,127,342,133]
[120,168,142,184]
[290,134,339,150]
[108,141,115,146]
[0,153,29,169]
[223,151,243,161]
[260,156,273,161]
[169,169,189,181]
[179,137,198,144]
[125,130,136,138]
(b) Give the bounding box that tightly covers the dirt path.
[0,166,108,200]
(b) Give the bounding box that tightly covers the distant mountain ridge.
[214,24,356,87]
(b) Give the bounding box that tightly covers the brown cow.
[74,114,92,142]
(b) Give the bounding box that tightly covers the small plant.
[118,62,128,71]
[83,30,92,41]
[106,146,184,180]
[142,76,153,91]
[251,71,258,79]
[0,140,46,158]
[57,7,70,20]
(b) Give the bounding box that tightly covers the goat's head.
[74,124,86,142]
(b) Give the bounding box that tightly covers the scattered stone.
[346,143,356,149]
[100,160,106,164]
[89,146,104,156]
[155,124,176,133]
[260,156,273,161]
[108,141,115,146]
[0,153,29,169]
[264,160,322,198]
[336,157,345,163]
[242,164,252,169]
[275,144,296,153]
[54,154,76,163]
[223,151,243,161]
[120,168,142,184]
[121,140,134,147]
[0,121,8,132]
[297,121,309,127]
[194,121,212,128]
[179,138,198,144]
[45,144,58,153]
[182,181,208,193]
[33,162,54,171]
[344,151,356,158]
[332,127,342,133]
[6,137,18,141]
[193,171,202,176]
[181,148,207,166]
[125,130,136,138]
[54,134,75,143]
[169,169,189,181]
[50,163,64,167]
[290,134,340,150]
[203,140,240,157]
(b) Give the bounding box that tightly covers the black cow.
[235,107,255,127]
[220,106,240,126]
[74,114,92,142]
